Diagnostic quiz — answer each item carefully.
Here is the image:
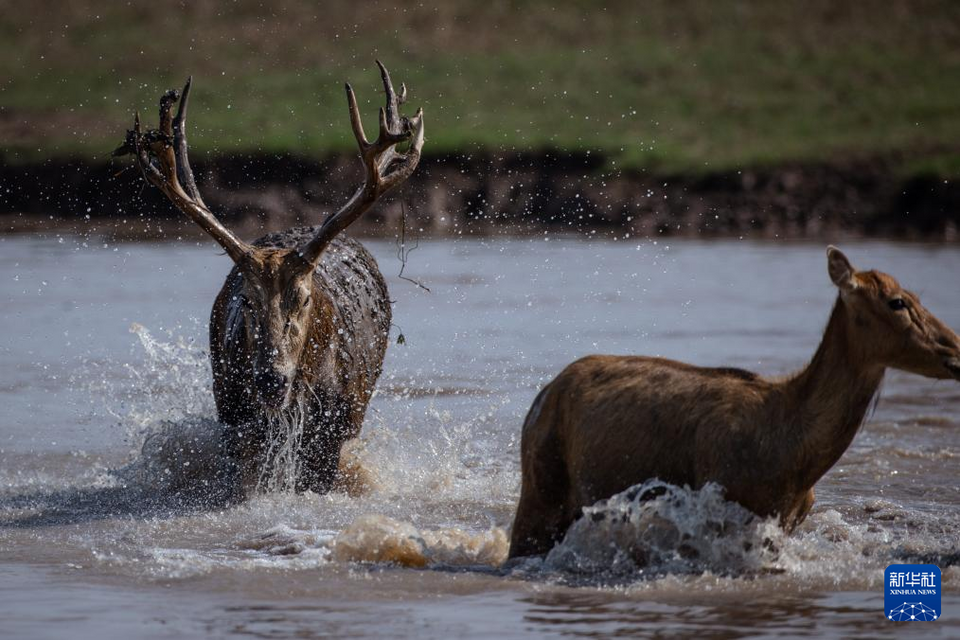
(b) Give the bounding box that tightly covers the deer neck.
[782,297,885,488]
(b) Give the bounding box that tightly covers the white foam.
[331,514,508,568]
[541,480,778,579]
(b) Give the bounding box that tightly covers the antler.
[114,78,250,263]
[299,61,425,267]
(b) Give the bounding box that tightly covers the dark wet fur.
[210,229,391,495]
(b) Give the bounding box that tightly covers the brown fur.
[509,247,960,558]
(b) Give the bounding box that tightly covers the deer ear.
[826,245,857,291]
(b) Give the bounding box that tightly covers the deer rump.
[210,230,390,495]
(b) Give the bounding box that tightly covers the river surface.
[1,234,958,638]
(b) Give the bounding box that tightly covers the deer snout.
[255,369,290,408]
[934,330,960,380]
[944,357,960,380]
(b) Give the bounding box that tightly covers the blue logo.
[885,564,941,621]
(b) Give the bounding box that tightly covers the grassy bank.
[2,1,960,173]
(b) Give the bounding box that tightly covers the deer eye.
[888,298,908,311]
[302,296,311,309]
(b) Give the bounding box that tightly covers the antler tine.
[154,89,180,184]
[117,80,250,264]
[172,76,205,206]
[158,89,178,136]
[376,59,402,133]
[299,62,425,267]
[379,107,424,192]
[345,83,369,150]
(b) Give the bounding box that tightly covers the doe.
[510,247,960,558]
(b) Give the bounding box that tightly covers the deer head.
[827,246,960,380]
[116,62,424,408]
[232,249,316,409]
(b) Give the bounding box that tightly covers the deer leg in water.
[779,488,816,533]
[790,488,816,532]
[297,417,351,494]
[509,424,573,558]
[219,421,269,493]
[297,443,341,494]
[510,492,573,558]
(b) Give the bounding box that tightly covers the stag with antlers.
[115,62,424,497]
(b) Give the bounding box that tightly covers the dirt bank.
[1,153,958,240]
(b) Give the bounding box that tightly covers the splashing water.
[256,402,309,494]
[500,478,960,593]
[53,324,516,570]
[102,324,316,498]
[118,416,230,498]
[331,514,509,567]
[538,480,780,580]
[123,322,217,433]
[50,323,960,591]
[67,323,237,507]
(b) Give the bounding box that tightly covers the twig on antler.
[396,202,430,293]
[391,321,408,345]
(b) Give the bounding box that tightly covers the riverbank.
[1,152,958,240]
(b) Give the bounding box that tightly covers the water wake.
[500,480,960,591]
[540,480,779,579]
[241,515,509,568]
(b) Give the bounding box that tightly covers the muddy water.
[1,235,959,638]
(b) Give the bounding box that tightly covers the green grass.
[2,1,960,174]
